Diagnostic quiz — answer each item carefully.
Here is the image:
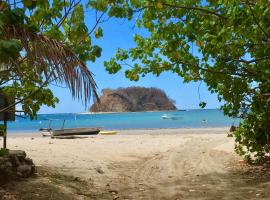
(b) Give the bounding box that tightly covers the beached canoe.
[99,131,117,135]
[52,127,100,136]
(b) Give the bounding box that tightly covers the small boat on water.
[161,114,183,120]
[161,114,171,119]
[202,119,208,124]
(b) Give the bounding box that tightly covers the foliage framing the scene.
[0,0,104,118]
[89,0,270,161]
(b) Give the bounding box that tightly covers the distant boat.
[161,114,171,119]
[161,114,183,120]
[202,119,208,123]
[171,116,183,120]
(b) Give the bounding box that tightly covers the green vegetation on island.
[90,87,176,112]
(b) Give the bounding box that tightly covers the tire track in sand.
[131,135,235,200]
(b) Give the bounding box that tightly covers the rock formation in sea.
[89,87,177,112]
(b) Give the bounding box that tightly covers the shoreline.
[41,108,222,115]
[79,110,180,115]
[7,110,237,135]
[6,127,231,138]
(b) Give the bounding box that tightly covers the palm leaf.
[3,25,99,104]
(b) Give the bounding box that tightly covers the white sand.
[2,128,246,199]
[6,128,233,169]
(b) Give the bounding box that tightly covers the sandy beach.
[1,128,270,200]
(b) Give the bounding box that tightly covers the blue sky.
[39,13,221,114]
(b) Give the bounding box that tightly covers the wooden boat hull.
[52,128,100,136]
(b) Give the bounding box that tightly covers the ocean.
[6,109,239,134]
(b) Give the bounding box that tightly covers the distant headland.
[89,87,177,112]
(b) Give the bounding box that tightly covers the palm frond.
[3,25,99,104]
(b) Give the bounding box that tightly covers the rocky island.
[90,87,177,112]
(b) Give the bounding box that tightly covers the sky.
[39,12,221,114]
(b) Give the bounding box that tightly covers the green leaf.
[94,27,103,39]
[199,102,207,108]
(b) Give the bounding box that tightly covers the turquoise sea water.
[6,109,239,134]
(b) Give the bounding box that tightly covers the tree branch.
[246,1,270,39]
[88,12,105,35]
[57,0,81,28]
[162,2,226,19]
